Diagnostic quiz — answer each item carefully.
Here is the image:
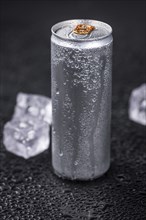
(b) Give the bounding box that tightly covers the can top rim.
[51,19,112,42]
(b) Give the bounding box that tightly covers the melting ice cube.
[3,117,50,159]
[3,92,52,159]
[14,93,52,125]
[129,84,146,126]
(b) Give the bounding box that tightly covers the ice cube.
[3,117,50,159]
[129,83,146,126]
[14,93,52,125]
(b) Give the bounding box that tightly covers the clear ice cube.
[129,83,146,126]
[3,117,50,159]
[14,93,52,125]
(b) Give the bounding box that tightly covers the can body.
[51,20,113,180]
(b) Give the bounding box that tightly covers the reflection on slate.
[0,1,146,219]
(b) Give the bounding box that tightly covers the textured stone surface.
[0,1,146,219]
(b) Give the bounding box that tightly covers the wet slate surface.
[0,1,146,220]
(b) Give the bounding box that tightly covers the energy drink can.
[51,19,113,180]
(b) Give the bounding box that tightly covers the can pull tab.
[73,24,95,35]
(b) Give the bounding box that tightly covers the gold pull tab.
[73,24,95,35]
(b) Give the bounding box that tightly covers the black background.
[0,1,146,220]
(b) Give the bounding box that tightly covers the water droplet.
[59,151,63,157]
[87,84,93,90]
[19,122,27,128]
[56,88,59,95]
[92,78,97,83]
[68,59,73,64]
[116,174,126,182]
[77,57,81,62]
[92,98,96,102]
[74,160,78,166]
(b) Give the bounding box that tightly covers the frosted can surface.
[51,19,113,180]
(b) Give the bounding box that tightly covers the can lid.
[51,19,112,42]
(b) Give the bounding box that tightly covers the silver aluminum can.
[51,19,113,180]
